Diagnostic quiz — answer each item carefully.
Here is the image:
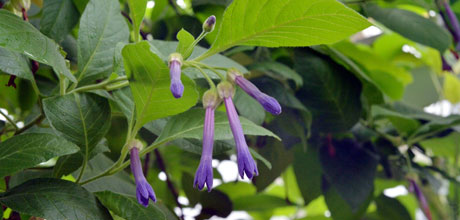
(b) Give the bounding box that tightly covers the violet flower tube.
[444,0,460,47]
[218,82,259,179]
[168,53,184,98]
[130,140,156,207]
[194,90,220,191]
[227,69,281,115]
[408,178,432,220]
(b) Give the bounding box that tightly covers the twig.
[0,111,18,131]
[143,152,151,176]
[14,114,45,135]
[154,149,184,220]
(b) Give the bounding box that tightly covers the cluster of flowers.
[129,15,281,207]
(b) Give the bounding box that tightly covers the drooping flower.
[203,15,216,33]
[168,53,184,98]
[194,89,220,191]
[217,81,258,179]
[227,68,281,115]
[408,178,432,220]
[130,140,156,207]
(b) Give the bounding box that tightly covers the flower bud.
[203,15,216,33]
[202,89,220,109]
[168,53,184,98]
[217,81,235,99]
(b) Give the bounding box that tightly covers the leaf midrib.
[77,0,114,81]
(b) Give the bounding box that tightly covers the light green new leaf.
[0,10,76,82]
[0,47,33,80]
[364,4,451,52]
[0,133,79,178]
[128,0,147,42]
[0,178,112,220]
[155,108,280,145]
[43,93,111,165]
[197,0,371,59]
[176,29,195,59]
[444,74,460,104]
[77,0,129,85]
[40,0,79,43]
[123,41,199,131]
[95,191,166,220]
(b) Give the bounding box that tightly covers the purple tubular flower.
[218,82,258,179]
[408,178,432,220]
[168,53,184,98]
[194,90,220,191]
[194,107,215,191]
[444,1,460,45]
[130,145,156,207]
[228,69,281,115]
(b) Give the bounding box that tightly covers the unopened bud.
[203,89,220,109]
[203,15,216,33]
[217,81,235,99]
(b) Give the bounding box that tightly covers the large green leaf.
[0,47,33,80]
[0,133,79,178]
[95,191,166,220]
[155,108,280,145]
[40,0,79,43]
[375,193,412,220]
[77,0,129,84]
[43,93,111,168]
[364,4,451,52]
[294,49,362,133]
[123,41,199,131]
[127,0,147,42]
[320,139,378,211]
[233,194,290,211]
[0,10,76,82]
[233,87,265,125]
[293,142,322,205]
[444,74,460,104]
[197,0,371,59]
[0,178,112,220]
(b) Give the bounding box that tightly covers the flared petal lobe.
[130,146,156,207]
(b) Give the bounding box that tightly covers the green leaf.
[233,194,290,211]
[77,0,129,84]
[79,154,137,196]
[43,93,111,169]
[40,0,79,43]
[293,142,322,205]
[199,0,371,59]
[176,29,195,59]
[249,61,303,88]
[0,178,112,220]
[0,47,33,80]
[127,0,147,42]
[0,10,76,82]
[323,183,372,219]
[320,139,378,211]
[0,133,79,179]
[330,41,412,100]
[371,105,421,136]
[155,108,280,145]
[123,41,199,131]
[254,141,293,191]
[364,4,451,52]
[375,193,412,220]
[294,49,362,133]
[149,40,247,79]
[95,191,166,220]
[444,74,460,104]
